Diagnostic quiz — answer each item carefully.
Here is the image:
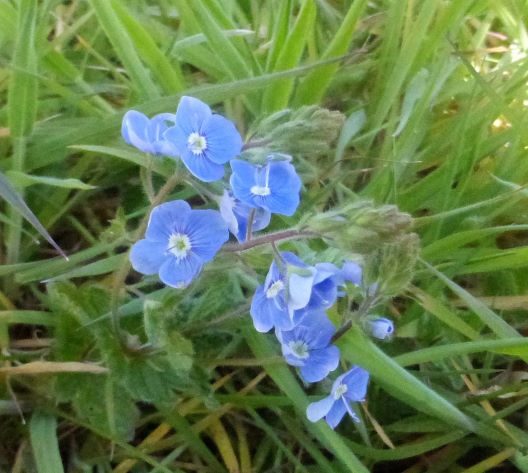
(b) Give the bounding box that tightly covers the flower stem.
[222,229,320,252]
[245,208,256,241]
[110,171,183,340]
[332,294,381,343]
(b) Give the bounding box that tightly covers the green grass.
[1,0,528,472]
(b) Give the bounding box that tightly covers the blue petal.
[219,191,240,237]
[325,399,347,429]
[288,268,315,311]
[149,113,178,156]
[342,366,370,402]
[230,160,257,206]
[250,285,292,333]
[250,285,276,333]
[184,209,229,262]
[264,161,301,216]
[306,395,335,423]
[180,150,225,182]
[202,114,243,164]
[175,96,212,135]
[163,124,188,157]
[158,253,203,288]
[308,278,338,310]
[122,110,153,154]
[129,239,167,275]
[299,346,340,383]
[287,310,335,348]
[145,201,191,242]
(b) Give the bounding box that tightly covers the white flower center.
[333,383,348,400]
[168,233,191,259]
[288,340,309,359]
[250,185,271,196]
[187,132,207,155]
[265,280,284,299]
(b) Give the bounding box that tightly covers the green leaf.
[30,411,65,473]
[6,170,95,190]
[8,0,38,138]
[294,0,369,105]
[422,260,520,339]
[262,0,316,111]
[0,171,66,258]
[87,0,159,100]
[392,68,429,137]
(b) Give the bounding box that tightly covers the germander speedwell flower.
[276,310,340,383]
[122,111,177,155]
[163,96,243,182]
[130,200,229,288]
[219,190,271,242]
[307,366,370,429]
[250,252,315,333]
[230,156,301,216]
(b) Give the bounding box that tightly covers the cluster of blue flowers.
[122,96,394,430]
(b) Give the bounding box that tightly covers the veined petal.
[129,239,167,275]
[343,366,370,402]
[325,399,347,429]
[306,395,335,422]
[184,210,229,262]
[175,96,212,135]
[180,151,225,182]
[145,200,191,241]
[202,114,243,164]
[158,253,202,288]
[299,346,340,383]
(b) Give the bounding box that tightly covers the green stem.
[245,208,256,241]
[110,172,183,340]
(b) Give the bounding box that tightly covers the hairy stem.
[222,229,320,252]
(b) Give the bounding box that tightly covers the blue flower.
[307,366,370,429]
[230,157,301,216]
[276,310,340,383]
[250,252,315,333]
[122,110,178,156]
[163,96,243,182]
[367,317,394,340]
[219,190,271,242]
[130,200,229,288]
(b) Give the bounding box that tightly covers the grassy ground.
[1,0,528,471]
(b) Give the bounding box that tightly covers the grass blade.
[30,410,65,473]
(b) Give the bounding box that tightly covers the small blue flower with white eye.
[306,366,370,429]
[230,157,301,216]
[276,310,340,383]
[250,252,315,333]
[129,200,229,288]
[219,190,271,242]
[163,96,243,182]
[121,111,178,156]
[368,317,394,340]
